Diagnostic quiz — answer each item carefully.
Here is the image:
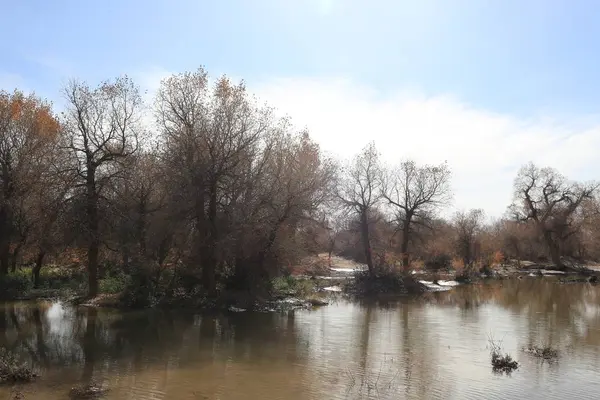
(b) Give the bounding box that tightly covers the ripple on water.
[1,279,600,399]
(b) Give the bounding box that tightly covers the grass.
[271,276,316,298]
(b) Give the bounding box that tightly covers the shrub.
[120,268,157,308]
[99,274,129,294]
[33,266,87,291]
[492,250,505,265]
[489,338,518,373]
[425,253,452,271]
[272,276,295,294]
[451,257,465,271]
[0,348,37,384]
[411,259,425,270]
[0,272,32,300]
[350,269,426,296]
[271,276,315,298]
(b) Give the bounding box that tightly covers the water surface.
[1,279,600,399]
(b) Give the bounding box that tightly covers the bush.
[120,268,157,308]
[489,338,518,373]
[0,348,37,384]
[0,272,32,300]
[350,269,426,296]
[99,274,129,294]
[425,253,452,271]
[271,276,315,298]
[32,266,87,291]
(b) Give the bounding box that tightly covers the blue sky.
[2,0,599,114]
[1,0,599,216]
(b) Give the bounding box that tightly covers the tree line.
[0,67,598,298]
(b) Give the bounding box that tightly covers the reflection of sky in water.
[45,301,74,336]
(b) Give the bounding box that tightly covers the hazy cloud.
[252,77,600,218]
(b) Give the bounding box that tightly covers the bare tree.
[381,160,451,270]
[511,162,598,269]
[454,209,484,267]
[321,209,347,266]
[336,142,381,274]
[61,76,142,297]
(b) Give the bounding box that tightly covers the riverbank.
[3,257,599,313]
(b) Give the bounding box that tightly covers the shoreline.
[4,262,599,312]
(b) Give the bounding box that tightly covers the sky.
[1,0,600,218]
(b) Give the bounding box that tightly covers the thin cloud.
[251,77,600,218]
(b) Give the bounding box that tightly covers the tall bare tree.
[381,160,451,270]
[454,209,484,267]
[61,76,142,297]
[336,142,381,274]
[511,162,598,269]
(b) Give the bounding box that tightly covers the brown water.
[1,279,600,400]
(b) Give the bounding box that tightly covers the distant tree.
[61,77,142,297]
[510,162,598,268]
[336,142,381,274]
[381,160,451,270]
[454,209,484,267]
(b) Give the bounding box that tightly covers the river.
[1,278,600,399]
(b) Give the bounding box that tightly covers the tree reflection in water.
[0,279,598,399]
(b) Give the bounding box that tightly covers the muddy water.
[1,279,600,399]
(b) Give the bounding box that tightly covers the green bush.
[99,274,129,294]
[31,266,87,290]
[271,276,295,293]
[271,276,315,298]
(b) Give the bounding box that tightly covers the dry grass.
[488,337,518,374]
[411,259,425,270]
[451,257,465,271]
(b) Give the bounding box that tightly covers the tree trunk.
[88,239,99,298]
[0,207,10,276]
[86,168,100,298]
[121,247,130,273]
[10,241,23,273]
[0,240,9,276]
[33,250,46,289]
[543,230,563,269]
[137,195,147,255]
[360,209,374,274]
[201,180,218,293]
[0,170,12,277]
[400,216,412,271]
